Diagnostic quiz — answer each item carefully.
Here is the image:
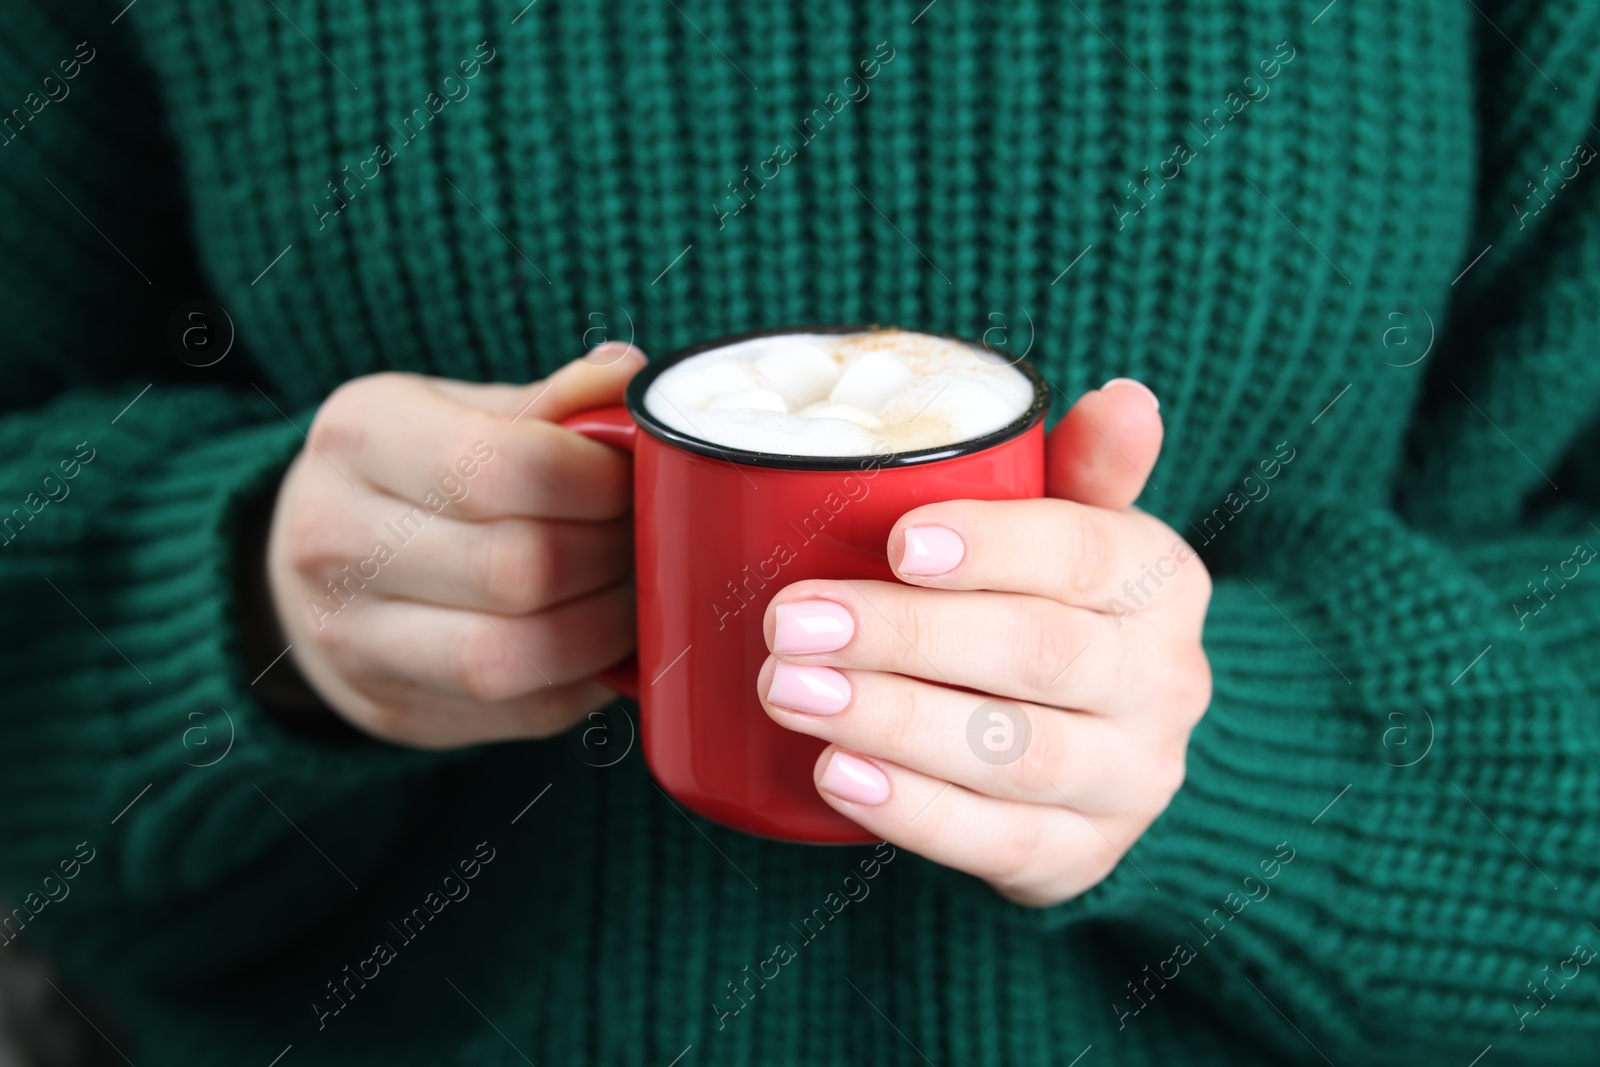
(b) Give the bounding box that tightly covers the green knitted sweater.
[3,0,1599,1063]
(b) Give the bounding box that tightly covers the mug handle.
[559,405,641,700]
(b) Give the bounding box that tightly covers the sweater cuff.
[229,454,372,745]
[1001,567,1600,1053]
[73,411,453,900]
[1018,578,1352,931]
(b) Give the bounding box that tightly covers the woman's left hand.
[760,380,1212,906]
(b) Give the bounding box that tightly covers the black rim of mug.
[622,324,1050,471]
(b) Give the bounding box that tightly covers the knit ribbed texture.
[2,0,1598,1063]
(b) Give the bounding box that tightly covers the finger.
[355,679,619,750]
[311,373,632,521]
[427,343,647,420]
[758,659,1147,811]
[810,746,1127,905]
[887,497,1202,617]
[315,583,636,702]
[380,515,633,615]
[1046,380,1163,509]
[764,580,1143,714]
[289,485,633,614]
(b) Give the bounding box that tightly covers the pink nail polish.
[819,751,889,805]
[1101,377,1160,411]
[900,525,965,576]
[768,663,851,715]
[773,600,854,654]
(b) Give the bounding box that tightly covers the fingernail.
[773,600,854,654]
[768,663,851,715]
[900,525,965,576]
[819,751,890,805]
[1101,377,1160,411]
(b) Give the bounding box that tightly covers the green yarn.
[1,0,1599,1063]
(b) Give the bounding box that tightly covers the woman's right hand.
[265,344,645,749]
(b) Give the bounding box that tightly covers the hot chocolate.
[642,329,1034,457]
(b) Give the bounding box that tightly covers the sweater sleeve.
[1031,3,1600,1060]
[0,2,453,979]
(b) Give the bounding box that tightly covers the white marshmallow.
[827,351,915,413]
[752,339,840,408]
[882,374,1026,445]
[653,358,759,413]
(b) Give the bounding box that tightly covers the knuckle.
[1015,601,1080,696]
[307,377,377,455]
[536,683,614,738]
[873,679,924,753]
[449,621,526,703]
[987,811,1045,890]
[305,610,345,654]
[469,522,549,614]
[1147,741,1189,806]
[885,592,936,665]
[1007,706,1065,792]
[387,501,433,548]
[1182,550,1214,618]
[455,410,502,461]
[443,413,503,512]
[361,701,417,744]
[1190,553,1214,603]
[283,506,343,573]
[1080,835,1124,888]
[1169,645,1214,725]
[1064,509,1112,597]
[894,775,956,851]
[470,466,523,520]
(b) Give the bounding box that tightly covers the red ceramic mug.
[562,326,1049,844]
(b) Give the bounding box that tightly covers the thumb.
[1045,378,1164,510]
[513,343,649,423]
[423,343,649,422]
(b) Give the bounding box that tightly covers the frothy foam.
[643,330,1034,457]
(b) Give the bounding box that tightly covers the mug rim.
[622,324,1050,471]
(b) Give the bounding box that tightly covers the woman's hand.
[266,345,645,749]
[760,380,1211,906]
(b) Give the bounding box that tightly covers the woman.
[1,0,1596,1063]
